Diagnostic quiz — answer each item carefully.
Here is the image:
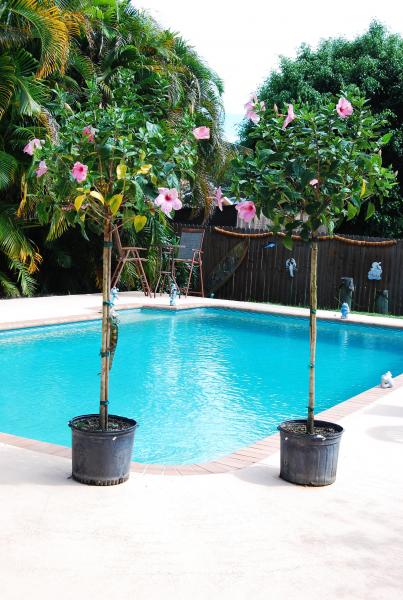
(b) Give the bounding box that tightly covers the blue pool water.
[0,308,402,464]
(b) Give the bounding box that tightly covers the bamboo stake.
[307,239,318,435]
[100,216,112,430]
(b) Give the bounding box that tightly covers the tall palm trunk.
[307,238,318,434]
[100,216,112,429]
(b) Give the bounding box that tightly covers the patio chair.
[154,228,205,298]
[111,228,152,296]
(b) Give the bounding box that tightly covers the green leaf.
[108,194,123,216]
[282,236,293,250]
[117,163,127,180]
[379,132,392,146]
[134,215,147,232]
[89,190,104,204]
[74,195,86,211]
[347,203,357,221]
[365,202,375,221]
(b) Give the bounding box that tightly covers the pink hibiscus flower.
[71,162,88,183]
[35,160,48,178]
[309,178,319,186]
[236,200,256,223]
[336,97,353,118]
[192,126,210,140]
[82,126,95,142]
[154,188,182,216]
[23,138,43,155]
[244,95,265,124]
[282,104,295,130]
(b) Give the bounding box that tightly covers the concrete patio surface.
[0,293,402,599]
[1,384,402,600]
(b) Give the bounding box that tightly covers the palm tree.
[0,0,80,295]
[0,0,227,296]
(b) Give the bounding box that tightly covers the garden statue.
[375,290,389,314]
[339,277,354,309]
[381,371,393,388]
[340,303,349,319]
[110,287,119,310]
[368,262,382,280]
[286,258,297,277]
[170,282,179,306]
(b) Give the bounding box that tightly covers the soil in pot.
[73,416,133,432]
[280,422,339,436]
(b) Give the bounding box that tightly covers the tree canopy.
[240,22,403,238]
[0,0,226,297]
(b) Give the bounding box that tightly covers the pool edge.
[2,373,402,476]
[1,296,403,332]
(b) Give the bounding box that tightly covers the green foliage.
[27,84,198,238]
[240,22,403,237]
[0,0,225,296]
[232,95,396,245]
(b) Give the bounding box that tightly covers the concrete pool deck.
[0,293,402,598]
[1,382,403,599]
[1,290,403,330]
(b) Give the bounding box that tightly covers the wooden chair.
[111,229,152,296]
[173,228,205,298]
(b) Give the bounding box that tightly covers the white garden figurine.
[368,261,382,280]
[286,258,297,278]
[381,371,393,388]
[340,302,349,319]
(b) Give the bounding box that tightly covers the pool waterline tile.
[1,372,402,476]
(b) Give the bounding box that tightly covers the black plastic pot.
[69,414,138,486]
[277,419,344,486]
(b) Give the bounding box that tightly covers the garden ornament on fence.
[340,303,349,319]
[381,371,393,388]
[339,277,354,309]
[368,262,382,280]
[285,258,297,277]
[375,289,389,314]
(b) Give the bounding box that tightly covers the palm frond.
[6,0,70,78]
[46,210,70,241]
[0,53,16,117]
[0,269,21,297]
[0,150,18,190]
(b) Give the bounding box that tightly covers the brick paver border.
[1,374,402,476]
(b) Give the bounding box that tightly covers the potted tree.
[25,86,199,484]
[232,94,396,485]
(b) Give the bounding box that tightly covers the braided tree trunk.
[307,239,318,435]
[100,217,112,430]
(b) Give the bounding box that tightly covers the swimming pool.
[0,308,402,464]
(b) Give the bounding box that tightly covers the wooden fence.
[176,225,403,316]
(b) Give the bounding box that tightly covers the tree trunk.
[100,216,112,430]
[307,239,318,435]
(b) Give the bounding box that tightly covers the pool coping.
[1,294,403,332]
[1,373,402,476]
